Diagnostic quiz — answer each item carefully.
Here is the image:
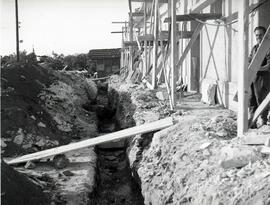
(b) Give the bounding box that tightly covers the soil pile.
[108,75,270,205]
[1,161,49,205]
[1,62,98,204]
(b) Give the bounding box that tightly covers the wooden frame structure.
[112,0,270,137]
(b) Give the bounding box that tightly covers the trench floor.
[93,91,144,205]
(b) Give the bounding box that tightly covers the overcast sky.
[1,0,139,56]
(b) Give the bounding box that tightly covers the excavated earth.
[2,63,270,205]
[1,62,98,204]
[108,75,270,205]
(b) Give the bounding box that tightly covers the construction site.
[1,0,270,204]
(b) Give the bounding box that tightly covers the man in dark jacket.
[249,26,270,128]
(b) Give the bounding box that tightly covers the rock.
[35,138,46,147]
[216,130,228,137]
[37,122,46,128]
[199,142,212,150]
[220,146,258,169]
[24,161,36,169]
[156,91,167,101]
[30,115,36,120]
[210,115,223,124]
[201,80,217,105]
[13,129,24,145]
[1,139,7,148]
[62,170,74,177]
[53,154,70,169]
[104,156,117,161]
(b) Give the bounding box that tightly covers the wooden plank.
[247,26,270,88]
[143,2,148,77]
[111,31,124,34]
[171,0,177,108]
[251,92,270,125]
[138,34,154,41]
[164,13,222,23]
[176,23,204,68]
[131,0,168,3]
[123,41,138,46]
[152,0,159,89]
[237,0,249,136]
[191,0,219,13]
[160,30,193,39]
[142,79,154,89]
[6,117,174,165]
[261,146,270,154]
[129,12,144,17]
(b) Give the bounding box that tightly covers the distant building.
[88,48,121,77]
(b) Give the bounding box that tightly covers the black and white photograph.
[1,0,270,204]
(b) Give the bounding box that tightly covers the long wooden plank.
[152,0,159,89]
[123,41,138,46]
[164,13,222,23]
[243,134,270,145]
[131,0,168,3]
[6,117,174,165]
[191,0,219,13]
[237,0,249,136]
[130,12,144,17]
[160,31,193,39]
[171,0,177,108]
[251,92,270,124]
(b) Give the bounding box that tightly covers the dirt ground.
[108,75,270,205]
[1,62,98,204]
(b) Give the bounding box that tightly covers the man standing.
[249,26,270,128]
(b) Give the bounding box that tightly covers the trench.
[91,82,144,205]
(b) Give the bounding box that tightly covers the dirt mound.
[1,62,99,204]
[108,77,270,205]
[1,63,69,157]
[1,161,48,205]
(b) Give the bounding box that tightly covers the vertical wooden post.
[237,0,249,136]
[129,14,134,74]
[152,0,159,89]
[170,0,177,108]
[143,2,148,77]
[15,0,20,62]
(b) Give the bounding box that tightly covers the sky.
[1,0,139,56]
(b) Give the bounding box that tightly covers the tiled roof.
[88,48,121,59]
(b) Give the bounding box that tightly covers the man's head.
[254,26,266,44]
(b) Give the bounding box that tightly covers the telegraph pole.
[15,0,20,62]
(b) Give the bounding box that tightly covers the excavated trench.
[91,82,144,205]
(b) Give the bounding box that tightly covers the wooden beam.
[243,133,270,145]
[152,0,159,89]
[164,13,222,22]
[6,117,174,165]
[247,26,270,88]
[129,12,144,17]
[171,0,177,108]
[237,0,249,136]
[251,92,270,125]
[131,0,168,3]
[123,41,138,46]
[112,21,128,24]
[176,23,204,69]
[111,31,124,34]
[191,0,219,13]
[143,2,148,77]
[160,30,193,39]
